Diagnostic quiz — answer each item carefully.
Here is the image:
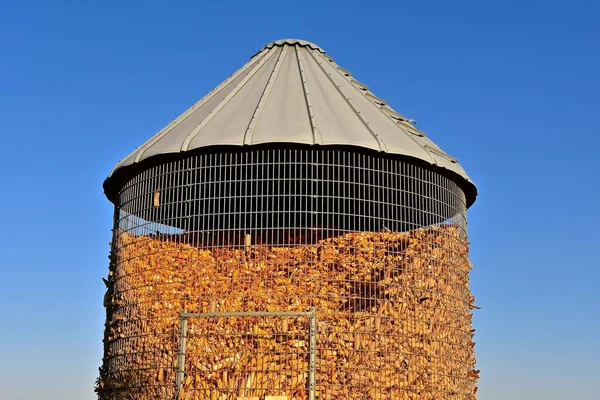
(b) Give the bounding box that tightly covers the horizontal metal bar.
[182,310,314,318]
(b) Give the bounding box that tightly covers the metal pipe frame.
[175,308,318,400]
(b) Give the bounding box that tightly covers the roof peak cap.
[253,39,325,58]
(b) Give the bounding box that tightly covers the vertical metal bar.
[175,310,189,399]
[308,307,317,400]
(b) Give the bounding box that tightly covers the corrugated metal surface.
[107,39,475,194]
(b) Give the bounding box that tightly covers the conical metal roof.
[105,39,476,205]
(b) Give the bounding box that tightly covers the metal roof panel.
[106,39,476,204]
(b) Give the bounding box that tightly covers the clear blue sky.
[1,1,598,399]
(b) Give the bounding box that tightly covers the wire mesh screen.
[98,147,478,400]
[178,311,316,400]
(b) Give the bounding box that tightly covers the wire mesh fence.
[98,146,477,400]
[175,310,317,400]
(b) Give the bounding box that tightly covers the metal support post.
[175,309,189,399]
[176,308,317,399]
[308,307,317,400]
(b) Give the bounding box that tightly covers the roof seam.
[243,46,287,145]
[325,57,437,164]
[128,50,270,165]
[295,46,321,145]
[423,144,458,163]
[324,57,422,128]
[180,47,278,151]
[309,50,387,152]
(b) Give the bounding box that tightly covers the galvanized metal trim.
[180,46,278,152]
[182,310,314,318]
[243,46,287,145]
